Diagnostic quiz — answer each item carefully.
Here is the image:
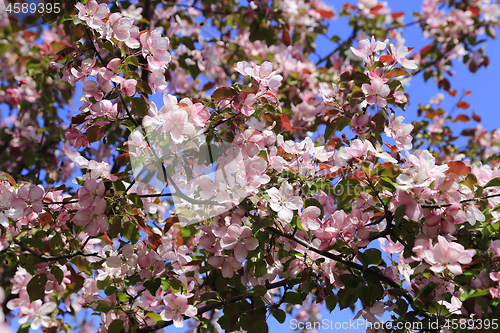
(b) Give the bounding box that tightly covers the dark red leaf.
[380,55,395,63]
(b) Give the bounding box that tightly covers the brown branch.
[421,193,500,209]
[316,25,360,66]
[12,238,101,262]
[266,227,414,306]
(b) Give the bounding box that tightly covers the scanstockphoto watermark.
[290,318,425,331]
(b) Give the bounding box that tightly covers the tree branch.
[266,227,414,306]
[137,278,300,333]
[12,238,101,262]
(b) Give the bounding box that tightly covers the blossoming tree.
[1,0,500,332]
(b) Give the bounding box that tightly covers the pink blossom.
[190,103,210,127]
[437,296,462,314]
[350,36,388,59]
[207,255,240,278]
[161,294,197,328]
[389,44,418,69]
[491,240,500,257]
[362,78,390,107]
[73,198,108,236]
[140,29,172,71]
[163,109,195,143]
[236,92,257,116]
[75,0,109,30]
[220,225,258,262]
[90,100,118,120]
[70,57,98,81]
[5,88,21,105]
[380,236,404,254]
[300,206,322,231]
[149,68,168,92]
[393,90,407,104]
[23,300,57,330]
[12,185,44,216]
[384,115,413,150]
[351,114,370,135]
[78,179,105,209]
[65,128,90,150]
[430,93,445,105]
[113,77,137,96]
[105,13,134,42]
[422,236,476,275]
[82,80,103,101]
[267,181,303,223]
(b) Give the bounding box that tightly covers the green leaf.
[108,319,124,333]
[460,288,490,301]
[248,318,268,333]
[144,279,162,295]
[394,204,406,224]
[105,286,118,296]
[272,309,286,324]
[252,285,267,296]
[325,290,337,312]
[0,42,9,55]
[283,292,302,305]
[363,248,382,266]
[51,266,64,284]
[484,177,500,188]
[146,312,163,323]
[27,274,48,302]
[131,97,149,117]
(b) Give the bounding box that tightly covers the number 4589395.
[5,2,61,14]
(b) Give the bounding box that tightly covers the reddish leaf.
[456,101,470,109]
[446,161,471,176]
[370,4,383,15]
[472,111,481,122]
[282,29,291,46]
[164,215,179,234]
[71,112,90,125]
[386,68,410,78]
[469,6,480,16]
[380,55,395,63]
[40,212,52,227]
[447,89,457,97]
[315,8,335,19]
[454,114,470,123]
[135,215,152,236]
[149,233,162,251]
[465,91,472,96]
[483,56,490,67]
[319,163,331,171]
[116,153,130,163]
[202,81,216,91]
[438,78,450,91]
[280,114,292,132]
[351,90,365,99]
[391,12,404,19]
[342,3,357,10]
[86,125,106,143]
[469,61,479,73]
[0,171,16,186]
[176,231,183,247]
[420,44,433,56]
[211,87,237,102]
